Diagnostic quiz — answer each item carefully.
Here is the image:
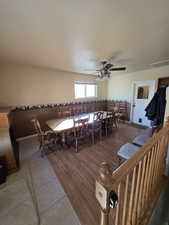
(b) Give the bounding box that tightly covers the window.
[74,82,97,99]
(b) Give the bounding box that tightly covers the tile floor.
[148,180,169,225]
[0,137,81,225]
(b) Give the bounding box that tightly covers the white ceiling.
[0,0,169,75]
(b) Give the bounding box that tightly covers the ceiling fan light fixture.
[95,71,111,81]
[95,77,104,81]
[93,59,126,81]
[102,76,111,80]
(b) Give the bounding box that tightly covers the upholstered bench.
[117,143,140,163]
[132,134,150,147]
[117,129,152,165]
[132,128,152,147]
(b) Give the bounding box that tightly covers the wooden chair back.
[112,106,119,113]
[106,111,114,117]
[73,118,89,138]
[106,111,118,128]
[92,112,103,132]
[104,111,114,128]
[62,111,71,118]
[31,119,43,136]
[94,111,104,121]
[118,101,127,113]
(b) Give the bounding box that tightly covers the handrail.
[112,124,169,183]
[96,117,169,225]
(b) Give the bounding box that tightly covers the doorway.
[158,77,169,88]
[131,80,156,127]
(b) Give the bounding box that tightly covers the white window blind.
[74,82,97,99]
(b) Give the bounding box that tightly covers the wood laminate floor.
[48,123,144,225]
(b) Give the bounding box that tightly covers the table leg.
[62,132,65,144]
[61,132,69,149]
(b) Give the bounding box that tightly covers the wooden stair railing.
[96,117,169,225]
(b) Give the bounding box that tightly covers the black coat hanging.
[145,87,166,126]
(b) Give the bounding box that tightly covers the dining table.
[46,111,110,144]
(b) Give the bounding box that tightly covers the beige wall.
[1,63,168,108]
[0,63,107,107]
[108,65,169,102]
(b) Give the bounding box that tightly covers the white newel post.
[95,162,113,225]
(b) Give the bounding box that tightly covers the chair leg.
[100,130,102,141]
[114,118,118,128]
[118,156,123,166]
[41,148,45,157]
[105,127,107,137]
[92,133,94,145]
[39,140,42,150]
[75,139,78,152]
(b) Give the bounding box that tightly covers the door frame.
[130,80,156,124]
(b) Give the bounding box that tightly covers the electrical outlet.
[139,118,142,123]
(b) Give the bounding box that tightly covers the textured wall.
[0,63,107,107]
[108,65,169,102]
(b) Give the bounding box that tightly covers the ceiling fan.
[96,61,126,80]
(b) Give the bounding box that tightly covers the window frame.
[74,81,97,99]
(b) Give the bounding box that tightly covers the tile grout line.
[25,162,41,225]
[40,195,66,216]
[24,156,67,223]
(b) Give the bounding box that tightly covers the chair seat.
[44,136,56,145]
[132,135,150,146]
[117,143,140,160]
[115,112,123,117]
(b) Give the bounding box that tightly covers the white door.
[132,81,155,127]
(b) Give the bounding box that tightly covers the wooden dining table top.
[46,111,109,133]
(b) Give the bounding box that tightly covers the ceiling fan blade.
[110,67,126,71]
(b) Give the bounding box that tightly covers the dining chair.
[110,106,120,127]
[31,119,59,157]
[89,111,104,144]
[73,107,81,116]
[115,102,128,123]
[62,110,71,118]
[94,111,104,121]
[72,117,89,152]
[104,112,113,136]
